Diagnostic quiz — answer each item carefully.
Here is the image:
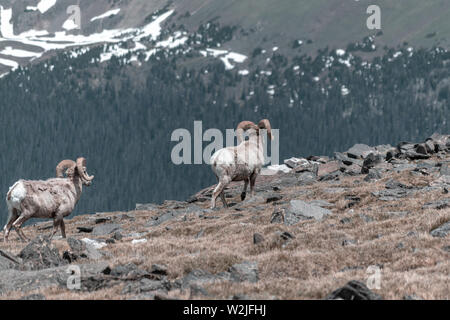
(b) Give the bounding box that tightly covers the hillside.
[0,133,448,300]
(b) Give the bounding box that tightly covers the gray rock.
[342,239,356,246]
[180,269,230,288]
[92,223,122,236]
[307,200,334,208]
[346,144,375,159]
[0,262,109,295]
[403,294,422,300]
[422,199,450,210]
[19,236,64,270]
[110,263,149,278]
[372,189,412,201]
[430,221,450,238]
[122,278,169,295]
[20,293,46,300]
[77,226,93,233]
[326,280,382,300]
[270,210,284,224]
[266,195,283,203]
[285,200,332,225]
[0,250,21,270]
[364,169,382,181]
[229,261,258,283]
[151,264,168,276]
[136,203,159,211]
[440,164,450,176]
[253,233,264,244]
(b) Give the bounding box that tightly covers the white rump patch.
[7,181,27,209]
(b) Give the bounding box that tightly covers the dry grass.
[1,158,449,300]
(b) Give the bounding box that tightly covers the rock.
[112,231,123,241]
[92,223,122,236]
[270,210,284,224]
[136,203,159,211]
[346,144,375,159]
[19,236,64,270]
[307,200,334,208]
[0,249,21,270]
[422,199,450,210]
[229,261,258,283]
[364,169,382,181]
[326,280,382,300]
[361,153,383,173]
[340,217,352,224]
[440,164,450,176]
[180,269,230,288]
[403,294,422,300]
[385,179,410,189]
[296,171,317,185]
[342,239,356,246]
[284,157,309,169]
[122,278,169,295]
[95,217,112,224]
[372,188,412,201]
[230,294,252,300]
[404,150,430,160]
[415,143,428,155]
[151,264,168,276]
[285,200,332,225]
[253,233,264,244]
[0,262,109,295]
[276,231,295,241]
[67,237,86,253]
[77,226,93,233]
[317,161,341,177]
[266,195,283,203]
[334,152,363,166]
[189,284,209,297]
[20,293,46,300]
[430,221,450,238]
[359,214,374,223]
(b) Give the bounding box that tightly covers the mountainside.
[0,0,449,225]
[0,133,449,300]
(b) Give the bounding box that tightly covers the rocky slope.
[0,133,449,300]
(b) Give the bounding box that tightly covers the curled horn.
[236,121,258,143]
[258,119,273,140]
[56,160,76,178]
[76,157,94,181]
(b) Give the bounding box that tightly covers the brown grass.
[1,157,449,300]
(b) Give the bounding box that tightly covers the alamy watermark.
[170,121,280,166]
[366,265,382,290]
[66,265,81,290]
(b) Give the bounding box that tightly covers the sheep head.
[236,119,273,142]
[56,158,94,186]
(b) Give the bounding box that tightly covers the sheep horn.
[258,119,273,140]
[76,157,94,181]
[56,160,76,178]
[236,121,258,143]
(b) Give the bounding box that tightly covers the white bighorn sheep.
[210,119,273,209]
[3,158,94,242]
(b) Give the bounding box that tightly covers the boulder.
[346,144,375,159]
[19,236,64,270]
[326,280,382,300]
[229,261,259,283]
[317,161,340,177]
[284,200,332,225]
[430,222,450,238]
[92,223,122,236]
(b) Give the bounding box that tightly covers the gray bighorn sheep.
[210,119,273,209]
[3,158,94,241]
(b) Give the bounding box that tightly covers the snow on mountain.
[90,8,121,22]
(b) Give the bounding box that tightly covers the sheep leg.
[249,173,257,197]
[211,176,231,209]
[3,209,19,242]
[219,192,228,208]
[49,216,63,240]
[11,214,30,242]
[241,179,249,201]
[60,219,66,238]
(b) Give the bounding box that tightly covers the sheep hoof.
[241,192,247,201]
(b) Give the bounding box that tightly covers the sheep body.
[3,158,93,241]
[210,120,272,209]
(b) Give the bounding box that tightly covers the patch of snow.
[293,65,300,71]
[0,46,41,58]
[0,57,19,69]
[336,49,345,56]
[272,46,278,52]
[313,76,320,82]
[91,8,121,22]
[0,6,14,38]
[341,85,350,96]
[131,239,147,244]
[393,51,402,58]
[62,18,78,31]
[82,238,107,249]
[267,164,292,173]
[238,69,249,76]
[37,0,57,13]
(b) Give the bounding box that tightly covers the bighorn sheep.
[3,158,94,241]
[210,119,273,209]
